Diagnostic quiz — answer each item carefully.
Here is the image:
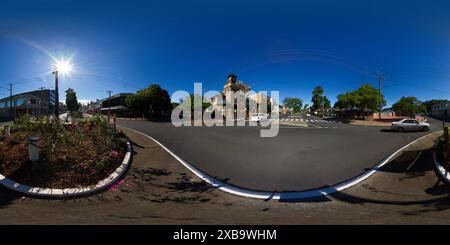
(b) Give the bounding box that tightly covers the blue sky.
[0,0,449,107]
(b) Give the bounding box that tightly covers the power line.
[377,72,384,119]
[383,76,450,96]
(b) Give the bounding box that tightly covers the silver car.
[391,119,430,132]
[250,113,269,122]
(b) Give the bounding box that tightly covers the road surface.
[117,117,441,192]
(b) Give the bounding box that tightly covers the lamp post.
[52,70,59,119]
[52,57,73,120]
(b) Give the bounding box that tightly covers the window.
[15,98,26,106]
[404,120,417,124]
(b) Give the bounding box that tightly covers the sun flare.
[53,58,74,76]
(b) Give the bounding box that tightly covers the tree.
[311,86,331,113]
[65,88,79,113]
[125,84,172,119]
[171,102,180,109]
[334,92,355,109]
[354,84,385,113]
[334,84,386,116]
[125,93,142,116]
[392,96,426,117]
[323,96,331,109]
[283,97,303,113]
[303,103,309,112]
[186,94,211,112]
[311,86,324,111]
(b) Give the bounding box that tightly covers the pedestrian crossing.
[271,117,344,129]
[277,118,341,123]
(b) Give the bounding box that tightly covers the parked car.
[391,119,430,132]
[305,113,311,117]
[250,113,269,122]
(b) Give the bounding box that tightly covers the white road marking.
[118,126,442,201]
[406,151,422,171]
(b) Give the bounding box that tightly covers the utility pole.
[107,90,113,123]
[8,83,13,121]
[378,72,384,120]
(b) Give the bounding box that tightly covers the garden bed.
[0,115,129,189]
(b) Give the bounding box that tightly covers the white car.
[250,113,269,122]
[391,119,430,132]
[305,113,311,117]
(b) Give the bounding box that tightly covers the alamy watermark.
[171,83,279,137]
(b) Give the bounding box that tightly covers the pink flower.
[110,150,119,158]
[109,179,125,191]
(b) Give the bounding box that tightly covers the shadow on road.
[0,186,21,208]
[279,195,333,203]
[329,189,450,206]
[379,128,425,133]
[328,147,450,214]
[377,149,433,174]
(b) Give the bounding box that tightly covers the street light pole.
[53,70,59,119]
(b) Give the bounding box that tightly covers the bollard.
[113,115,117,132]
[28,136,41,162]
[4,125,10,136]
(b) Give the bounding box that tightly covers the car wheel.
[398,127,404,132]
[423,126,429,132]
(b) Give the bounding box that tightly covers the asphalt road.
[118,117,442,192]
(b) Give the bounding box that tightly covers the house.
[372,108,397,118]
[431,101,450,119]
[210,74,271,118]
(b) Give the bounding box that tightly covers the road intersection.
[117,117,442,192]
